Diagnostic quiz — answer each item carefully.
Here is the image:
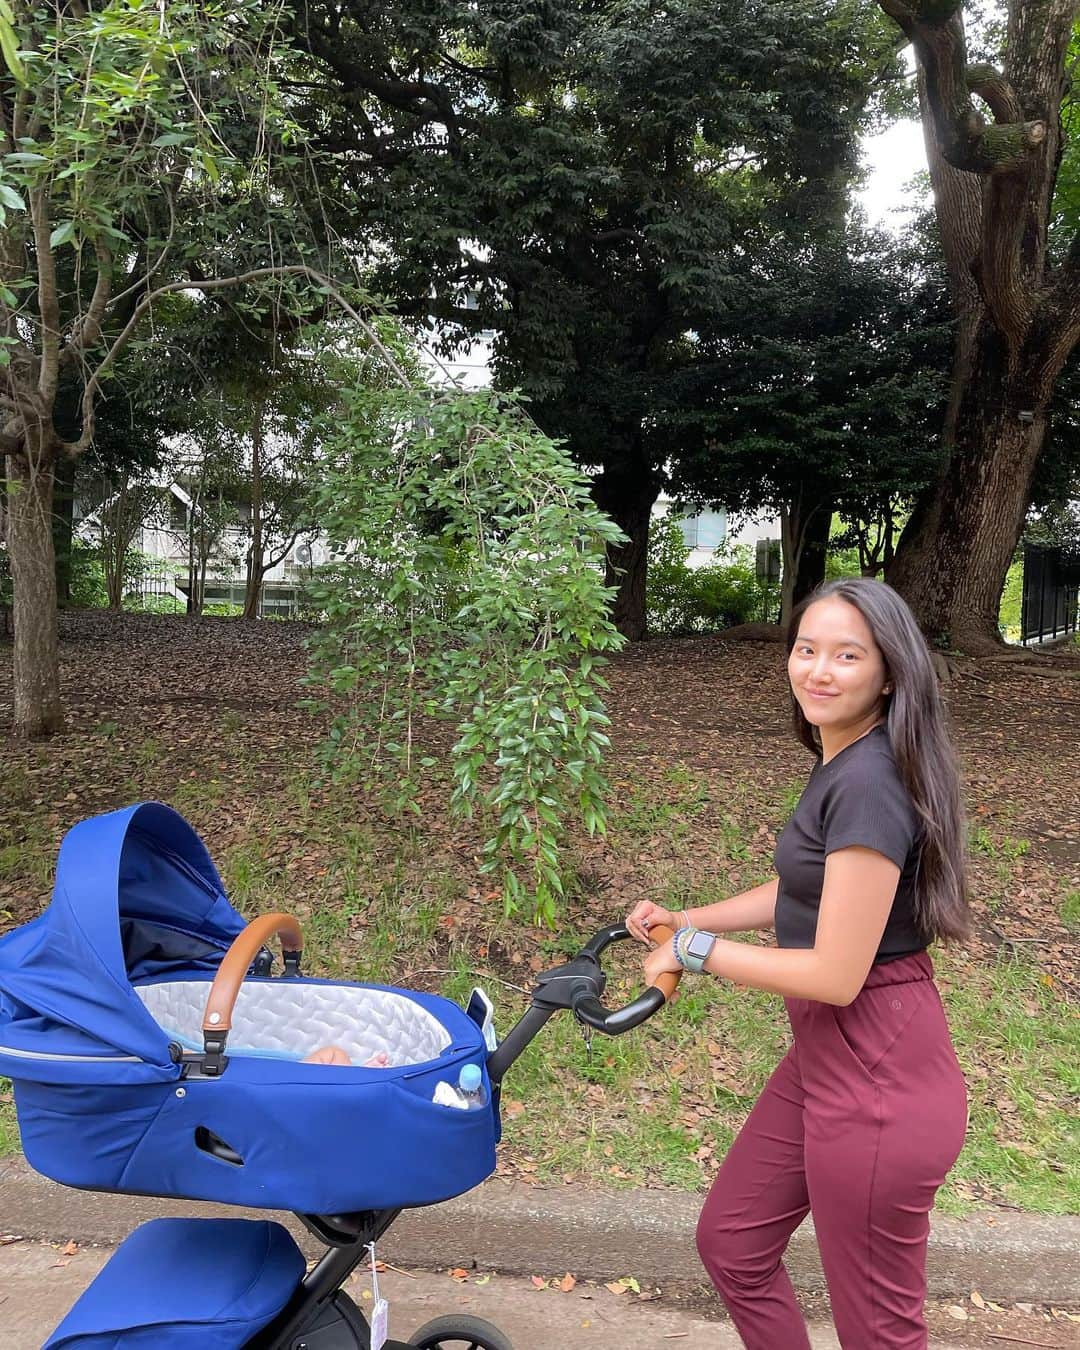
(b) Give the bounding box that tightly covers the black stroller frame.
[244,923,673,1350]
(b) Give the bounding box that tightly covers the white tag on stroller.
[367,1243,390,1350]
[371,1298,389,1350]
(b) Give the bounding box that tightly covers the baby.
[302,1045,390,1067]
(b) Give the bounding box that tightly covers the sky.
[856,116,934,230]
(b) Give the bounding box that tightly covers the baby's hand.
[303,1045,352,1066]
[363,1051,390,1068]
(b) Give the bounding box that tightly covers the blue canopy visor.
[0,803,246,1081]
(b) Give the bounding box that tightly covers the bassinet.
[0,803,497,1215]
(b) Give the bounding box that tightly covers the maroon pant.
[696,952,967,1349]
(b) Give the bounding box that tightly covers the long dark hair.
[786,578,969,943]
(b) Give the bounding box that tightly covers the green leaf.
[0,16,24,85]
[49,220,76,249]
[0,183,24,212]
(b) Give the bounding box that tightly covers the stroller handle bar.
[573,921,680,1030]
[486,921,681,1084]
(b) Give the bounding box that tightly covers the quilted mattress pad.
[135,980,453,1066]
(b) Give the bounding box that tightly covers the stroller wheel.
[408,1313,513,1350]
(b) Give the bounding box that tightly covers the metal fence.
[127,568,307,617]
[1021,544,1080,646]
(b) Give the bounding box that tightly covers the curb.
[2,1155,1078,1305]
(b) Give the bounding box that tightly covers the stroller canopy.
[0,802,246,1083]
[2,803,500,1215]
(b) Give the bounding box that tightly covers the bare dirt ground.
[0,613,1077,1215]
[6,610,1074,982]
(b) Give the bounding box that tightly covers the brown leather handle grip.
[202,913,303,1037]
[644,922,683,1002]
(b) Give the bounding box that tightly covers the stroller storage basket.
[44,1218,306,1348]
[0,803,498,1214]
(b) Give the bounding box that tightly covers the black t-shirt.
[773,725,925,964]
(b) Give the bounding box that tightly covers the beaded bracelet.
[672,925,697,971]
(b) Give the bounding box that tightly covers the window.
[679,509,726,552]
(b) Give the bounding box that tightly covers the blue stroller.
[0,803,678,1349]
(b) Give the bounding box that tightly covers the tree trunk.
[52,452,75,608]
[195,548,206,616]
[780,493,832,627]
[186,488,197,615]
[591,459,660,641]
[886,324,1048,650]
[876,6,1080,652]
[102,479,125,610]
[243,400,265,621]
[5,441,63,737]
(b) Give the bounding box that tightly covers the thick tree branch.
[965,64,1022,124]
[301,24,461,134]
[30,188,61,403]
[62,240,113,364]
[880,4,1046,173]
[265,527,304,572]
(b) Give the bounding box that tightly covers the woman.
[627,578,969,1350]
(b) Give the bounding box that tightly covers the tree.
[169,434,242,616]
[663,222,952,623]
[876,0,1080,649]
[290,0,902,637]
[0,0,326,734]
[93,475,163,609]
[305,372,624,923]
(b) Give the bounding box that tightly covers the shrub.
[647,515,776,634]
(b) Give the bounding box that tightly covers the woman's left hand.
[644,938,681,987]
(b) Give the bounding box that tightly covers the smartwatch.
[681,928,717,974]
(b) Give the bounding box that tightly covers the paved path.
[0,1240,986,1350]
[4,1155,1078,1306]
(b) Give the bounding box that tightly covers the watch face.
[687,931,714,959]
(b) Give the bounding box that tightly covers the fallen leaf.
[60,1241,78,1257]
[531,1275,548,1290]
[558,1272,577,1292]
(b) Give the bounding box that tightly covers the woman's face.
[787,597,890,731]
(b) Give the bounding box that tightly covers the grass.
[935,949,1080,1214]
[967,824,1032,916]
[0,1081,16,1155]
[609,765,711,845]
[0,711,1075,1221]
[494,939,1080,1216]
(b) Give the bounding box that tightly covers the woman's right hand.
[625,900,677,944]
